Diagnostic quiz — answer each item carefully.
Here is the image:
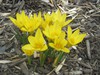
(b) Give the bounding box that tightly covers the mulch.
[0,0,100,75]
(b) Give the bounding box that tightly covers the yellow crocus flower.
[41,10,72,29]
[22,44,34,56]
[22,29,47,56]
[9,11,25,28]
[9,11,42,33]
[52,10,72,28]
[43,24,62,40]
[28,29,47,51]
[31,12,43,30]
[49,32,70,53]
[41,12,53,29]
[67,26,86,47]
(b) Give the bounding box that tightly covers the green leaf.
[40,52,46,66]
[53,52,64,67]
[15,30,28,45]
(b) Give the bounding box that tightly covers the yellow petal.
[68,37,76,45]
[62,14,67,20]
[28,36,35,47]
[16,13,21,20]
[71,29,80,38]
[9,17,17,25]
[22,44,34,56]
[56,9,61,17]
[68,26,72,38]
[62,48,70,53]
[35,29,43,39]
[40,45,48,51]
[28,29,47,51]
[23,16,30,29]
[43,26,50,37]
[59,31,66,39]
[9,17,21,28]
[21,10,26,17]
[62,39,68,46]
[65,19,73,26]
[75,33,86,44]
[50,25,62,40]
[49,43,55,48]
[35,29,45,43]
[21,27,27,32]
[55,35,67,48]
[33,13,37,18]
[43,26,53,40]
[38,11,42,18]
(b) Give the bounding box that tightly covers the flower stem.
[27,56,31,65]
[40,52,46,66]
[53,51,64,67]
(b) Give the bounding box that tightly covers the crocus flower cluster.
[9,10,86,66]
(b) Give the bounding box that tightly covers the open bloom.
[51,10,72,28]
[41,10,72,29]
[9,11,42,32]
[41,12,54,29]
[49,32,70,53]
[67,26,86,47]
[22,29,48,56]
[21,44,34,56]
[43,24,62,40]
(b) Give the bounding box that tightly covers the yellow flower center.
[34,43,44,49]
[55,43,62,49]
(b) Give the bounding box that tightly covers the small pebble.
[78,58,82,61]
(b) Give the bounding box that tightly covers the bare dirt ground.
[0,0,100,75]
